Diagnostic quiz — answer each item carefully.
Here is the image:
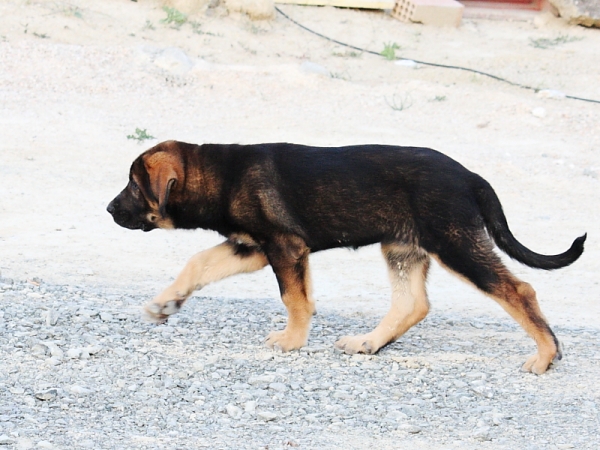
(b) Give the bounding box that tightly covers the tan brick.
[392,0,464,27]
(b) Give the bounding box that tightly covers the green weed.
[127,128,155,143]
[385,93,413,111]
[529,34,583,49]
[381,42,400,61]
[161,6,187,28]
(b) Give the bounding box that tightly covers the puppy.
[107,140,586,374]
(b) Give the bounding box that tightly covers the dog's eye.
[130,181,139,192]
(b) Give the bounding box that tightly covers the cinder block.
[392,0,464,27]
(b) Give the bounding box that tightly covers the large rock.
[161,0,210,15]
[224,0,275,20]
[550,0,600,27]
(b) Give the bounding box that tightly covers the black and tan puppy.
[107,140,586,374]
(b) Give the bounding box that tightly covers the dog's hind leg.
[335,244,430,355]
[144,239,268,323]
[432,232,561,375]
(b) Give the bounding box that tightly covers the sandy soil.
[1,0,599,332]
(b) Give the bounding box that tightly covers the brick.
[392,0,464,27]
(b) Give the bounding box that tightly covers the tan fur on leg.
[336,245,430,354]
[488,277,559,375]
[144,241,268,323]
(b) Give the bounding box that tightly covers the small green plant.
[56,4,83,18]
[161,6,187,28]
[33,32,49,39]
[529,34,583,49]
[385,93,413,111]
[381,42,400,61]
[330,71,350,81]
[143,20,155,31]
[238,42,257,55]
[189,21,203,34]
[127,128,155,143]
[333,50,361,58]
[431,95,447,102]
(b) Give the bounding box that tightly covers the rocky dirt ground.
[1,0,599,449]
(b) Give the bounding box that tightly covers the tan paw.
[265,329,307,352]
[143,291,187,324]
[521,353,554,375]
[334,334,381,355]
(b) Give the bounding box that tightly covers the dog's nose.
[106,201,116,215]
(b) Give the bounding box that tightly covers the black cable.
[275,6,600,105]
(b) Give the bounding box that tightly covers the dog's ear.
[145,151,184,218]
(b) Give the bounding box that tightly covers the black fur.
[108,141,585,281]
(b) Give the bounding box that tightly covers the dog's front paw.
[143,296,185,324]
[521,352,558,375]
[265,329,307,352]
[335,335,380,355]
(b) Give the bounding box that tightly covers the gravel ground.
[1,277,599,450]
[1,1,599,449]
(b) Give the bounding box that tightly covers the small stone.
[31,344,48,357]
[300,61,329,76]
[398,424,421,434]
[0,435,15,445]
[248,374,276,386]
[244,401,256,414]
[35,389,58,401]
[76,267,94,276]
[100,312,113,322]
[36,441,54,449]
[305,413,320,423]
[269,382,288,392]
[257,411,277,421]
[44,310,59,326]
[473,426,491,441]
[386,410,408,421]
[537,89,566,99]
[153,47,194,75]
[83,345,102,355]
[395,59,418,68]
[45,343,63,358]
[225,404,243,419]
[70,385,92,396]
[531,107,547,118]
[15,437,34,449]
[66,348,82,359]
[144,367,158,377]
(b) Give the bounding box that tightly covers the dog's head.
[107,141,184,232]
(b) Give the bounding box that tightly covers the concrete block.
[550,0,600,28]
[392,0,464,27]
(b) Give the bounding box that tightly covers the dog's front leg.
[264,235,315,352]
[144,240,268,323]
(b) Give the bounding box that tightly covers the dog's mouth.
[140,222,156,232]
[109,211,154,232]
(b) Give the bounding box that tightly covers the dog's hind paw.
[142,300,183,324]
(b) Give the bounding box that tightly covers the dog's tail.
[472,175,586,270]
